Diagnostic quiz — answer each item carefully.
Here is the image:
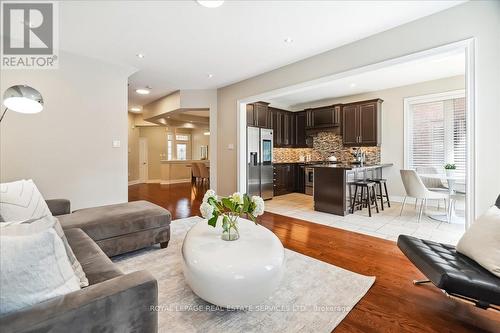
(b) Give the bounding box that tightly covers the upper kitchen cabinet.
[305,104,341,130]
[294,111,310,148]
[246,101,271,128]
[269,107,295,148]
[342,99,383,147]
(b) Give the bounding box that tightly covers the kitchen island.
[312,163,393,216]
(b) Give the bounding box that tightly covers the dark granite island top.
[312,163,393,216]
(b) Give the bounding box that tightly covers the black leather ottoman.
[397,235,500,308]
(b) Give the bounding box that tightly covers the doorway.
[139,137,148,183]
[236,39,475,229]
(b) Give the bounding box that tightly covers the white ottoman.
[181,218,285,308]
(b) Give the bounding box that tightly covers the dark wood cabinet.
[273,163,297,196]
[342,99,382,147]
[246,102,270,128]
[342,104,359,146]
[246,104,254,127]
[282,111,293,147]
[359,102,378,145]
[294,111,309,148]
[269,107,296,148]
[305,104,341,130]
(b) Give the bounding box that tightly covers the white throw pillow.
[456,206,500,278]
[0,219,81,315]
[0,179,89,287]
[3,216,90,287]
[0,179,52,221]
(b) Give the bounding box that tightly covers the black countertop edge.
[311,163,394,170]
[273,161,324,165]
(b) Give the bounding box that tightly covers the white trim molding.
[128,180,141,186]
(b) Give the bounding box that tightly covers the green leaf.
[242,195,250,213]
[208,196,217,205]
[208,213,218,227]
[221,197,235,211]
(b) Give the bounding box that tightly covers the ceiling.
[266,50,465,109]
[57,1,465,108]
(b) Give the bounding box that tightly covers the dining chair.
[400,169,449,223]
[198,163,210,184]
[416,166,448,210]
[191,163,201,183]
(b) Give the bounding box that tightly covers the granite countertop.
[311,163,393,170]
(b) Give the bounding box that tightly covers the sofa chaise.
[0,199,172,332]
[50,199,171,257]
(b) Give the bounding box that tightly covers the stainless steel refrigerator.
[247,127,273,200]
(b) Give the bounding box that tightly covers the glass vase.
[221,214,240,241]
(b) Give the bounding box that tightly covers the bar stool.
[349,180,379,217]
[368,178,390,211]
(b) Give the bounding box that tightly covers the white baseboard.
[160,178,191,185]
[128,179,191,185]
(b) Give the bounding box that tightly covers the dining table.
[418,173,466,223]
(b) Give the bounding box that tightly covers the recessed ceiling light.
[135,88,151,95]
[136,53,145,58]
[207,74,213,78]
[203,131,210,136]
[349,83,357,88]
[284,37,294,43]
[197,1,224,8]
[130,107,141,112]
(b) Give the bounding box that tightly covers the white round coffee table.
[181,218,285,308]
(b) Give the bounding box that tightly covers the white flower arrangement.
[199,190,265,240]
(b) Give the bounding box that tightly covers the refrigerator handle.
[250,152,258,166]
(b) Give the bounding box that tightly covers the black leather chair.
[397,195,500,310]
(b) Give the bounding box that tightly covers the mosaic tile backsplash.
[273,132,381,164]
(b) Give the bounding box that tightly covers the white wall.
[0,51,133,210]
[296,75,465,199]
[217,1,500,216]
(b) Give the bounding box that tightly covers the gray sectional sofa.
[0,199,172,333]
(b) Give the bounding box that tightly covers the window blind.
[408,96,466,176]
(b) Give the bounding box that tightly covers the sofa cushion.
[456,206,500,278]
[58,200,171,241]
[0,220,80,314]
[65,228,123,285]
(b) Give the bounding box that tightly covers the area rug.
[113,216,375,333]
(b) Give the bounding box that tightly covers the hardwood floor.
[129,183,499,333]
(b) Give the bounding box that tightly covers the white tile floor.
[265,193,465,245]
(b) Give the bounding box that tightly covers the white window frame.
[403,89,466,170]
